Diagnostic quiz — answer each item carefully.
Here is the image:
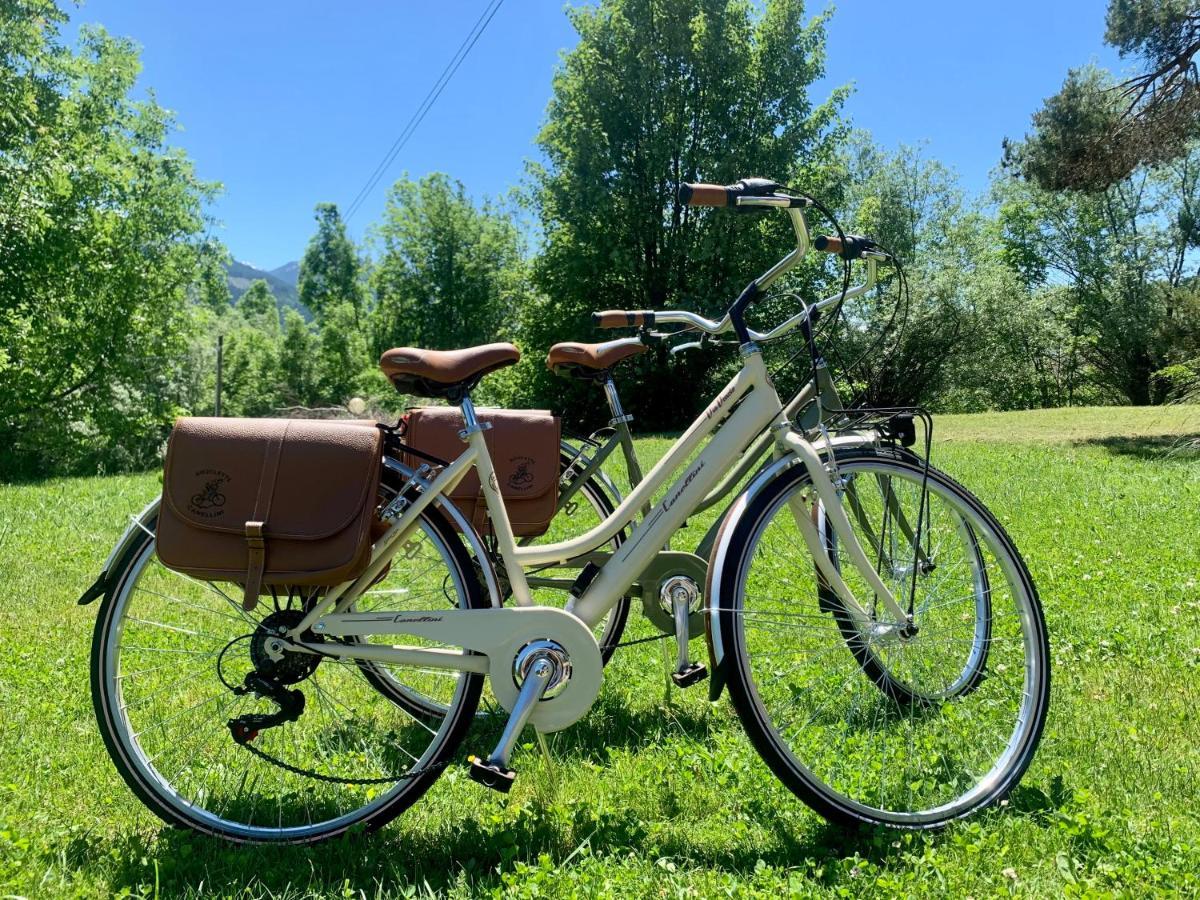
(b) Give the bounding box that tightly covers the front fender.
[702,431,878,699]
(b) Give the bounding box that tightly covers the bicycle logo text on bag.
[507,457,536,491]
[188,470,230,518]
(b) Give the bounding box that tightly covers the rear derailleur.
[228,672,305,745]
[225,608,322,744]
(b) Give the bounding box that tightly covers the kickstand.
[659,637,674,706]
[536,730,558,790]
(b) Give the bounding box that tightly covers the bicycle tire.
[717,447,1050,829]
[90,503,486,845]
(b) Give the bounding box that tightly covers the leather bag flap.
[405,407,559,501]
[162,417,383,540]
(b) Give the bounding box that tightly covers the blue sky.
[69,1,1123,269]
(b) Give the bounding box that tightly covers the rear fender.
[78,497,160,605]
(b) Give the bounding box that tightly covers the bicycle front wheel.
[717,447,1049,829]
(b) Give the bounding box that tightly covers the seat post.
[602,376,648,509]
[603,378,633,427]
[459,393,488,436]
[455,391,534,606]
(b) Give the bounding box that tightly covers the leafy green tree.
[995,143,1200,404]
[194,240,233,313]
[529,0,846,428]
[820,142,976,408]
[218,322,283,417]
[1008,2,1199,192]
[237,279,280,335]
[298,203,364,320]
[369,173,527,355]
[0,4,215,477]
[279,309,318,407]
[316,301,368,405]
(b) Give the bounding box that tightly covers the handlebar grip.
[814,233,882,260]
[593,310,655,328]
[678,183,731,207]
[814,235,845,255]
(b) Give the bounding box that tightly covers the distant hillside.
[226,260,309,320]
[270,261,300,289]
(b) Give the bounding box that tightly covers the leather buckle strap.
[242,422,289,611]
[243,520,266,610]
[245,521,265,549]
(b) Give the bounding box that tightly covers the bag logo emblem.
[507,457,535,491]
[188,470,230,517]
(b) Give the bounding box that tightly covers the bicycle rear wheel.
[717,447,1049,829]
[90,504,485,844]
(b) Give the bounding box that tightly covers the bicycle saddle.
[546,337,645,379]
[379,342,520,400]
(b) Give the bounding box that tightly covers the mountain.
[269,261,300,290]
[226,260,309,320]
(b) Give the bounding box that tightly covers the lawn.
[1,405,1198,898]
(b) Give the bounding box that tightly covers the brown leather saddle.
[379,342,521,400]
[545,337,646,380]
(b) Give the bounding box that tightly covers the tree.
[194,239,233,312]
[0,3,216,477]
[236,279,280,335]
[995,144,1200,405]
[369,173,527,356]
[819,141,976,408]
[316,302,368,405]
[297,203,363,320]
[279,309,318,407]
[1007,2,1200,192]
[529,0,846,429]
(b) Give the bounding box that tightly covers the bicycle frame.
[544,262,875,573]
[280,204,911,731]
[284,355,907,689]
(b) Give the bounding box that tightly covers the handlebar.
[594,177,890,349]
[678,178,813,209]
[594,310,654,328]
[677,183,732,207]
[593,256,881,347]
[813,234,885,261]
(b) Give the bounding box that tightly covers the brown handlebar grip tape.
[682,183,730,207]
[593,310,649,328]
[814,235,844,255]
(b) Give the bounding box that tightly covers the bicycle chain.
[233,734,454,785]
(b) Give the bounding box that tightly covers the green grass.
[2,406,1199,898]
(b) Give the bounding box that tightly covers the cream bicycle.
[87,178,1049,843]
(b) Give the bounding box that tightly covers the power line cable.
[344,0,506,221]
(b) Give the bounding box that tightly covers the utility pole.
[215,335,223,416]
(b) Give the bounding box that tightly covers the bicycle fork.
[775,429,911,630]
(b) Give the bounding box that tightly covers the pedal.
[671,662,708,688]
[467,755,516,793]
[466,642,565,793]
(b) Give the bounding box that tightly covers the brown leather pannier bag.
[403,407,560,537]
[156,417,383,610]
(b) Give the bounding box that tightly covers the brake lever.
[670,336,738,355]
